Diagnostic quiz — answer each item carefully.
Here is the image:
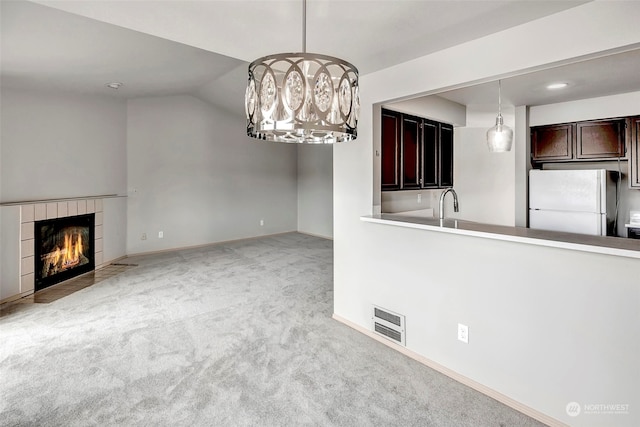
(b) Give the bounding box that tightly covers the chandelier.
[245,0,359,144]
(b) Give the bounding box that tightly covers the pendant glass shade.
[486,114,513,152]
[246,53,359,144]
[486,80,513,152]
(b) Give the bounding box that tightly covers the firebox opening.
[35,213,95,291]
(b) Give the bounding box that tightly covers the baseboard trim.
[125,231,299,258]
[97,255,127,270]
[296,231,333,241]
[332,313,566,427]
[0,289,34,305]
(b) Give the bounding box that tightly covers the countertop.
[361,214,640,259]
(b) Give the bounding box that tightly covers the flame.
[59,232,83,268]
[42,230,86,276]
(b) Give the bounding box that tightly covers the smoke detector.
[105,82,123,90]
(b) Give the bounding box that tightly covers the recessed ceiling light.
[105,82,123,90]
[546,82,568,90]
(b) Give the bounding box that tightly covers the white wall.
[381,190,433,214]
[530,90,640,126]
[449,126,515,225]
[297,144,333,239]
[354,222,639,425]
[438,105,516,225]
[126,95,297,254]
[0,88,323,274]
[383,95,466,127]
[0,88,127,202]
[103,197,127,262]
[334,2,640,426]
[0,88,128,271]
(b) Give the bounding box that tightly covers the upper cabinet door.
[576,119,626,159]
[531,124,574,162]
[421,120,439,188]
[402,115,421,189]
[381,110,401,190]
[630,116,640,188]
[439,123,454,188]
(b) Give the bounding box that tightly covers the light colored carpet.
[0,233,544,426]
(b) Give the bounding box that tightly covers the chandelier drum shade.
[245,0,359,144]
[246,53,359,144]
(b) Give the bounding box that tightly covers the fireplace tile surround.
[11,198,104,300]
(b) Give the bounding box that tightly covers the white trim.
[296,231,333,241]
[124,231,300,258]
[0,289,34,305]
[332,313,568,427]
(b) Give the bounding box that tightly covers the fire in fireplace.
[35,213,95,291]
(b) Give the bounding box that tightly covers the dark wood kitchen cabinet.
[629,116,640,188]
[439,122,454,187]
[381,108,453,191]
[421,119,453,188]
[402,115,421,189]
[531,117,626,164]
[422,120,439,188]
[576,119,625,159]
[381,110,401,190]
[531,123,574,162]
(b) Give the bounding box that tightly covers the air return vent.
[372,305,406,346]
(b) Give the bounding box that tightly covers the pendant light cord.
[302,0,307,53]
[498,80,502,116]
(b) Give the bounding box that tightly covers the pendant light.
[245,0,359,144]
[486,80,513,152]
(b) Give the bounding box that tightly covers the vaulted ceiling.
[4,1,638,116]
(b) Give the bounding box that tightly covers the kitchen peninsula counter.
[361,214,640,259]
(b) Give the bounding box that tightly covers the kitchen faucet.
[439,188,459,219]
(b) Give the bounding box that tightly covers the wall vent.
[372,305,406,346]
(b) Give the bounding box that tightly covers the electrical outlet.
[141,233,147,240]
[458,323,469,344]
[260,219,264,226]
[158,231,164,238]
[417,193,422,203]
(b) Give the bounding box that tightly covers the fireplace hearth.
[35,213,95,291]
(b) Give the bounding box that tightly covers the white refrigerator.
[529,169,617,236]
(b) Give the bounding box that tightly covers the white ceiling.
[5,0,637,116]
[0,1,245,108]
[434,48,640,108]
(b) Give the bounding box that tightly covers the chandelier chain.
[302,0,307,53]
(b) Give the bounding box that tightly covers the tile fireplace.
[0,198,106,303]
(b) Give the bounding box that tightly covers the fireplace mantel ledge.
[0,194,126,206]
